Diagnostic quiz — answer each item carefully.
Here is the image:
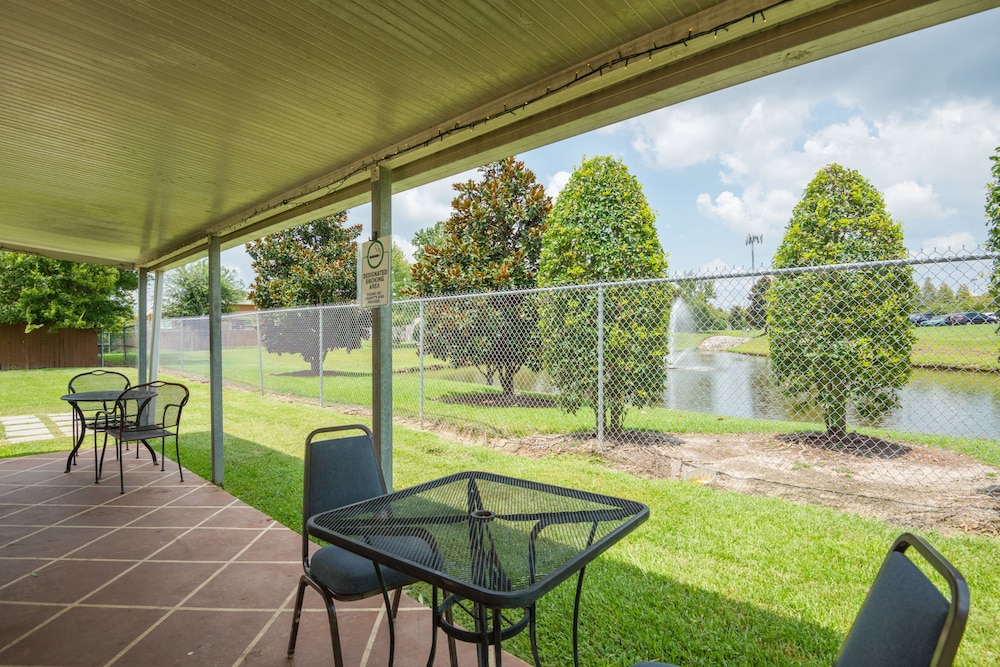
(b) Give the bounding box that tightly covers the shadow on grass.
[178,430,843,666]
[179,430,304,531]
[413,551,843,667]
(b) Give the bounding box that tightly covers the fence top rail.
[162,248,999,320]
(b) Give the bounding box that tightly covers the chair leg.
[117,439,125,494]
[445,602,459,667]
[322,592,346,667]
[97,432,108,481]
[287,576,308,658]
[174,435,184,482]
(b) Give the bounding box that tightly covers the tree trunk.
[499,368,515,396]
[825,388,848,440]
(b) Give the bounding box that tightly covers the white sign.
[360,235,391,308]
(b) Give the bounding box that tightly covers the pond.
[424,352,1000,439]
[666,351,1000,439]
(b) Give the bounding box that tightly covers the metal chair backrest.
[301,425,385,560]
[68,369,130,394]
[115,381,189,430]
[834,533,969,667]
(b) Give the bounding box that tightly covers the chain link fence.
[157,247,1000,532]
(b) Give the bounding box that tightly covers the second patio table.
[60,389,159,477]
[307,470,648,667]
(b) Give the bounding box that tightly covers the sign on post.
[360,236,391,308]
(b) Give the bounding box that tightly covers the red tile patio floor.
[0,451,530,666]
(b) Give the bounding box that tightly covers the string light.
[248,0,790,225]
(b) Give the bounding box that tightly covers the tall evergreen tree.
[767,164,916,438]
[538,155,669,435]
[985,146,1000,310]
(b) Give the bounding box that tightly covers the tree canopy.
[163,260,245,318]
[538,155,669,434]
[410,157,551,395]
[986,145,1000,308]
[245,213,368,374]
[0,252,137,332]
[767,163,916,438]
[247,212,360,309]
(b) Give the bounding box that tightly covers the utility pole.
[746,234,763,269]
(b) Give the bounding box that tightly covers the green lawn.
[144,339,1000,470]
[731,323,1000,370]
[2,368,999,666]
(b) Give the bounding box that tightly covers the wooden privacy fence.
[0,324,97,370]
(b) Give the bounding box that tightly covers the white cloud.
[883,181,956,221]
[392,235,417,261]
[628,103,742,169]
[546,171,571,198]
[695,187,797,238]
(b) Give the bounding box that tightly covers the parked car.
[918,315,950,327]
[908,312,934,325]
[948,312,997,325]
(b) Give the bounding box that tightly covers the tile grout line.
[0,466,211,655]
[102,501,284,667]
[0,466,205,595]
[230,529,303,667]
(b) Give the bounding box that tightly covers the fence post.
[419,299,425,427]
[318,307,324,407]
[597,286,605,451]
[255,312,264,395]
[179,320,185,371]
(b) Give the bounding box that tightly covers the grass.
[2,368,999,665]
[137,340,1000,470]
[731,323,1000,371]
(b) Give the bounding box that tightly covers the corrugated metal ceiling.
[1,0,997,269]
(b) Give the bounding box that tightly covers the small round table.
[60,390,158,479]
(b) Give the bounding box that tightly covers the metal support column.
[208,236,225,486]
[137,268,148,383]
[371,166,393,488]
[149,270,164,382]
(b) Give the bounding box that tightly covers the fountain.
[667,297,699,368]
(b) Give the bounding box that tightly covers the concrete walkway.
[0,414,73,444]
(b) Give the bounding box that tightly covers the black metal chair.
[632,532,969,667]
[67,369,131,466]
[95,381,189,494]
[287,424,457,667]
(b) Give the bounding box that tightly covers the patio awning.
[2,0,996,271]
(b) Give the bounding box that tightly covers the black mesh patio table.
[60,389,159,476]
[307,470,648,667]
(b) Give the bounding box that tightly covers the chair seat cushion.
[310,535,434,596]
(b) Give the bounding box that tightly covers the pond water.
[425,352,1000,439]
[667,352,1000,439]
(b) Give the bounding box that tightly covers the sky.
[221,7,1000,284]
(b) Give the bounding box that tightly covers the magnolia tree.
[410,157,551,397]
[246,213,369,374]
[767,163,916,439]
[538,155,669,435]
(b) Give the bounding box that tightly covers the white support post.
[208,236,225,486]
[371,166,393,488]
